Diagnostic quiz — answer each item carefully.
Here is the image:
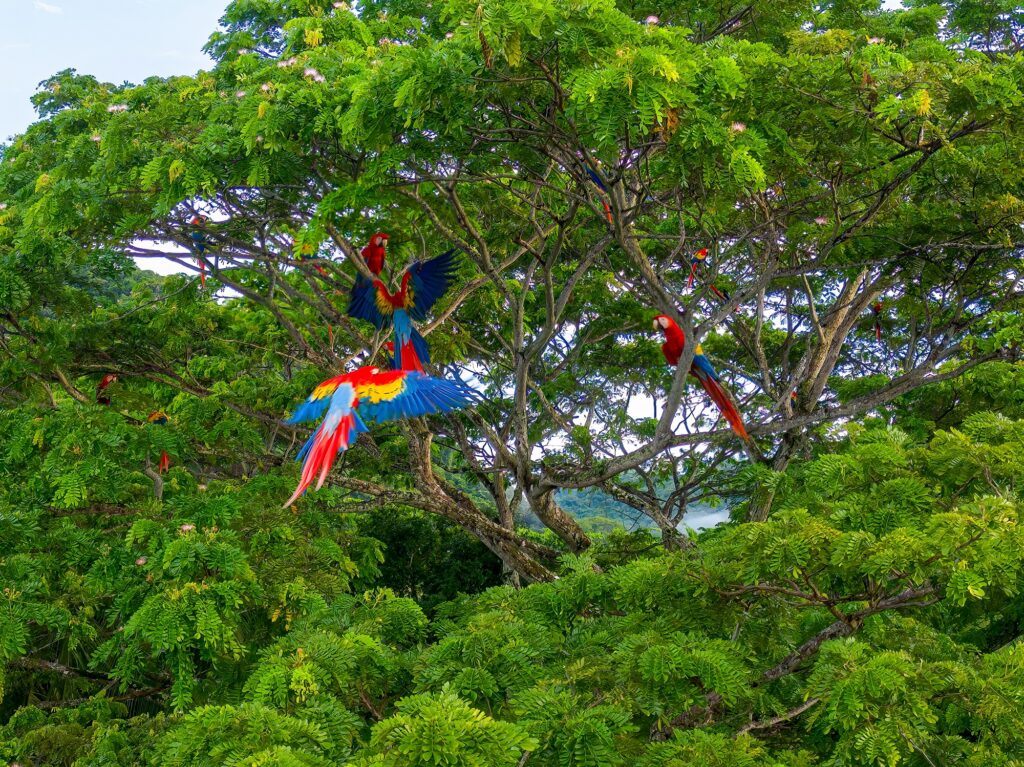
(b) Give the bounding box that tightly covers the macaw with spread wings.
[283,365,479,506]
[348,248,459,372]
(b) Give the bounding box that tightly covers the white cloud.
[34,1,63,14]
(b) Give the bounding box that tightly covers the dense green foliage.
[1,0,1023,763]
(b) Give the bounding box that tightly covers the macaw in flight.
[653,314,750,442]
[283,365,479,506]
[348,248,459,373]
[686,248,709,289]
[147,411,171,474]
[96,374,117,405]
[190,216,209,288]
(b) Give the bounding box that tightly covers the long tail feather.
[693,368,749,440]
[158,450,170,474]
[284,410,367,508]
[687,264,697,289]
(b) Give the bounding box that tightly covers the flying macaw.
[147,411,171,474]
[584,163,614,224]
[653,314,750,441]
[190,216,209,288]
[361,232,390,276]
[871,300,883,341]
[686,248,709,290]
[283,365,479,506]
[348,249,459,372]
[96,374,117,406]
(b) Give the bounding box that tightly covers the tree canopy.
[0,0,1022,764]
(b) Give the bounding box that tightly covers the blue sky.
[1,0,224,143]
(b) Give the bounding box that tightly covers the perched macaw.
[348,249,459,372]
[283,365,479,506]
[96,374,117,405]
[147,411,171,474]
[190,216,209,288]
[653,314,750,441]
[871,300,883,341]
[686,248,709,289]
[584,163,613,224]
[361,232,390,276]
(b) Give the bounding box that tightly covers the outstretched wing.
[354,370,479,423]
[286,374,351,425]
[404,249,459,321]
[347,276,394,329]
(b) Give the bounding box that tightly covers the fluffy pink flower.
[135,557,147,566]
[179,523,195,533]
[730,122,746,132]
[814,216,829,225]
[645,15,659,24]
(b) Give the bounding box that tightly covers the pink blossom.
[730,122,746,132]
[198,483,208,491]
[135,557,147,566]
[235,90,247,98]
[90,134,102,142]
[107,104,128,113]
[0,203,7,210]
[254,135,264,143]
[645,15,659,24]
[814,216,829,225]
[867,36,884,44]
[179,523,195,533]
[238,48,251,55]
[445,32,454,39]
[261,82,273,92]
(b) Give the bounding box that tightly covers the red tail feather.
[198,259,206,289]
[687,265,697,289]
[694,370,749,440]
[875,322,881,341]
[158,450,170,474]
[602,200,612,223]
[283,414,357,508]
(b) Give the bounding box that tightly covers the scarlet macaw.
[348,249,459,372]
[362,232,390,276]
[283,365,479,506]
[190,216,209,288]
[584,163,614,224]
[147,411,171,474]
[96,374,117,405]
[687,248,709,289]
[871,301,883,341]
[653,314,750,441]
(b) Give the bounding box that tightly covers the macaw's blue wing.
[286,375,350,425]
[405,249,459,322]
[347,275,390,329]
[585,164,607,192]
[690,348,721,383]
[354,370,480,423]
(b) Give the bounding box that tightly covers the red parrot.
[653,314,750,441]
[361,232,390,276]
[190,216,209,288]
[348,249,459,372]
[687,248,709,289]
[871,301,883,341]
[283,365,479,506]
[147,411,171,474]
[96,374,117,405]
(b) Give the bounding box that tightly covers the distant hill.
[517,487,730,535]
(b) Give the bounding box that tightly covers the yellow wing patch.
[355,377,406,404]
[694,343,705,355]
[310,381,340,401]
[374,288,394,317]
